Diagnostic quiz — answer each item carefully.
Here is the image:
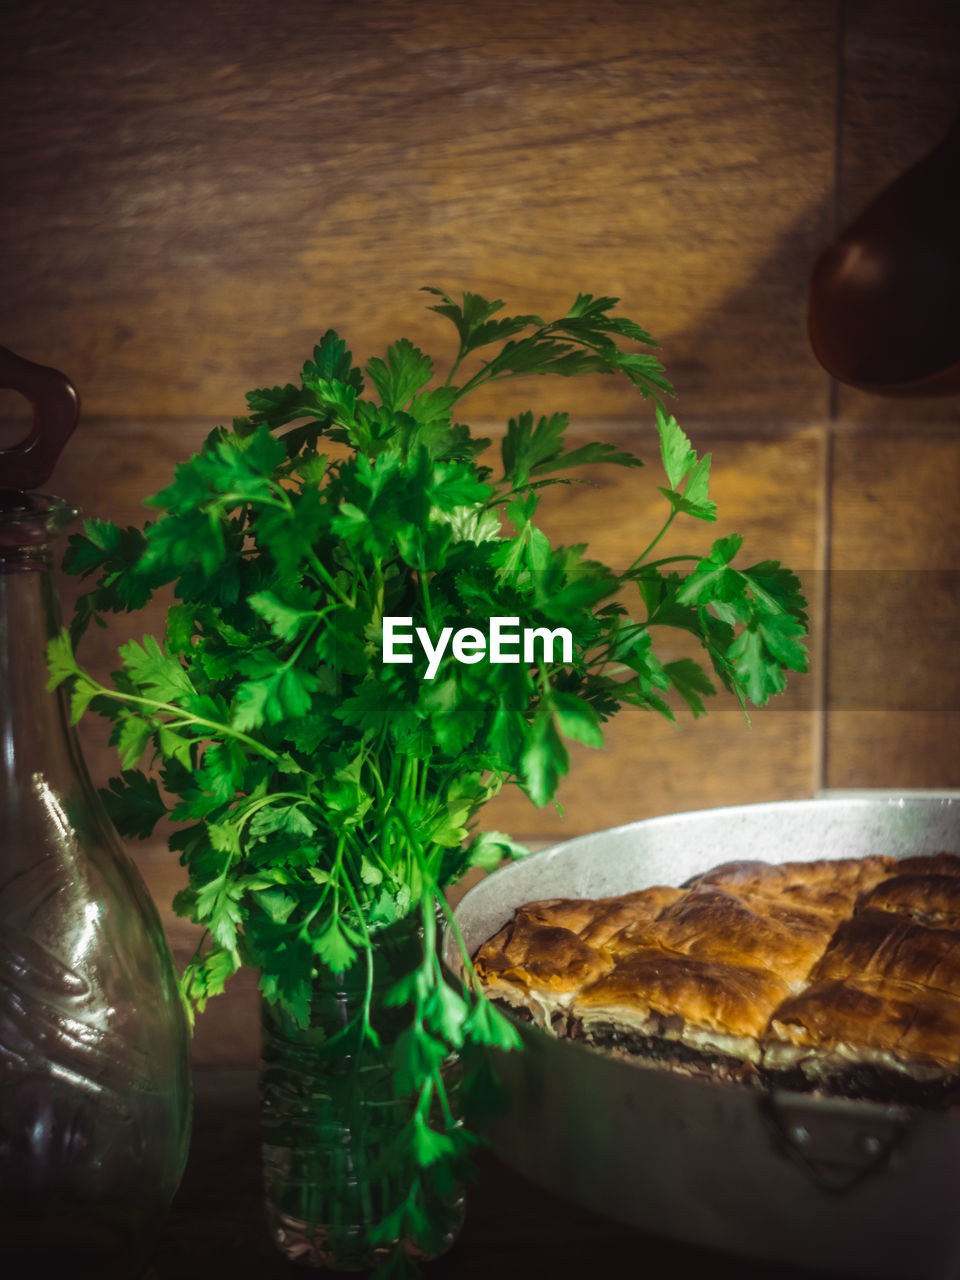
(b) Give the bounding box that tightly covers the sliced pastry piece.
[519,886,684,955]
[765,977,960,1100]
[692,855,894,916]
[579,887,686,957]
[472,910,612,1028]
[572,947,790,1068]
[891,852,960,878]
[857,872,960,928]
[638,886,835,989]
[811,908,960,997]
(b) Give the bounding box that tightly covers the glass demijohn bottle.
[0,349,191,1276]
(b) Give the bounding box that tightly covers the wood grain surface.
[825,434,960,788]
[1,0,835,422]
[2,0,959,1064]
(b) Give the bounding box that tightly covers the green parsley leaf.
[118,634,196,703]
[366,339,435,412]
[100,770,168,838]
[663,658,716,719]
[464,830,531,872]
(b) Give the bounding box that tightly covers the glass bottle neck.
[0,560,76,789]
[0,494,83,810]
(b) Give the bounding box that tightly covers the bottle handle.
[0,347,80,491]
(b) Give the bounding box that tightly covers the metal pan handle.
[761,1090,914,1193]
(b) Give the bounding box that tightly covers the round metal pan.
[444,796,960,1280]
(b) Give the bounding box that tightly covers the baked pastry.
[473,850,960,1101]
[573,949,790,1067]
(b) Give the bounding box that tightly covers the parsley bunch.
[48,289,807,1269]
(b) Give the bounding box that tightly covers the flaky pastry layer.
[472,851,960,1093]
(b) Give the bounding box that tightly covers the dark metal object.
[808,113,960,396]
[0,347,80,493]
[446,796,960,1280]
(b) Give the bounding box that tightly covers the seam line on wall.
[817,0,846,792]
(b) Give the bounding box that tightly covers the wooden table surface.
[149,1068,856,1280]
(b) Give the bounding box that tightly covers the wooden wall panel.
[820,0,960,790]
[825,435,960,788]
[1,0,834,424]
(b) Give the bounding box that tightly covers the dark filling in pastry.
[493,1001,960,1104]
[761,1061,960,1107]
[572,1018,756,1080]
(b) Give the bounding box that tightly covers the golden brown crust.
[892,853,960,878]
[473,850,960,1088]
[473,911,611,995]
[812,909,960,996]
[692,855,895,916]
[642,886,834,988]
[582,886,685,949]
[574,948,789,1039]
[522,890,686,952]
[857,873,960,926]
[514,886,684,958]
[768,978,960,1066]
[517,897,611,936]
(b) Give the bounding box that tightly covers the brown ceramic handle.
[0,346,80,491]
[808,110,960,395]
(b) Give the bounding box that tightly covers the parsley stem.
[432,1060,456,1129]
[635,554,702,570]
[341,875,381,1051]
[433,892,480,997]
[419,563,435,633]
[444,347,468,389]
[628,509,677,570]
[284,615,326,668]
[79,679,282,762]
[216,488,291,514]
[305,548,354,608]
[233,791,317,835]
[454,363,495,399]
